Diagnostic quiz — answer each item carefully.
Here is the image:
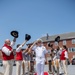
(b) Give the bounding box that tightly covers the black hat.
[55,36,60,43]
[11,31,18,38]
[25,34,31,41]
[48,42,53,48]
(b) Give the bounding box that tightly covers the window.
[68,47,75,52]
[72,48,75,52]
[68,48,72,52]
[72,39,75,44]
[63,40,66,45]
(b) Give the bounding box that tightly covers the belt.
[36,57,44,59]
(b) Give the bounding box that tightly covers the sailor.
[52,46,61,75]
[29,39,48,75]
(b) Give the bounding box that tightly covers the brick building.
[41,32,75,62]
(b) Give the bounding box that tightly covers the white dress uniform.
[32,45,48,75]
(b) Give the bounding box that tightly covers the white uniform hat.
[37,39,43,42]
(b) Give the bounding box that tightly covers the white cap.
[37,39,43,42]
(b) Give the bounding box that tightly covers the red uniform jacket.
[2,44,14,60]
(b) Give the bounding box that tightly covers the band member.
[29,49,35,74]
[15,41,27,75]
[47,43,54,74]
[29,39,48,75]
[1,38,16,75]
[60,45,68,75]
[52,46,61,75]
[22,45,31,75]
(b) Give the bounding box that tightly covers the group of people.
[47,44,69,75]
[0,37,48,75]
[0,36,69,75]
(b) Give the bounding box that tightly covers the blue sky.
[0,0,75,48]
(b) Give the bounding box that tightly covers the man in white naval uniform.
[1,38,16,75]
[29,39,48,75]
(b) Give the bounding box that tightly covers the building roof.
[41,32,75,42]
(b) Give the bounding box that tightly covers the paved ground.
[0,65,75,75]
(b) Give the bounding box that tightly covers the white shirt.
[2,41,15,56]
[32,45,48,58]
[10,41,15,47]
[64,51,68,59]
[16,45,22,52]
[32,45,48,64]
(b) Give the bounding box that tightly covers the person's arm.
[45,53,48,64]
[21,40,27,47]
[28,41,37,53]
[22,47,28,53]
[16,41,27,52]
[44,48,48,64]
[65,51,68,59]
[16,45,22,52]
[53,55,57,60]
[13,37,16,42]
[2,47,13,56]
[11,38,16,47]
